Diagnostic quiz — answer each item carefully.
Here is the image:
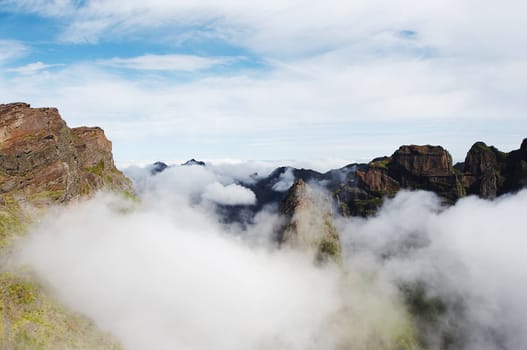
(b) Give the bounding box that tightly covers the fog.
[13,163,527,349]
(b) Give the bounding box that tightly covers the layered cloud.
[7,61,64,74]
[0,0,526,162]
[0,39,28,64]
[98,54,239,72]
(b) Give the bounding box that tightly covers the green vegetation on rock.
[0,196,30,249]
[315,216,342,264]
[369,157,392,170]
[87,159,105,177]
[0,272,121,350]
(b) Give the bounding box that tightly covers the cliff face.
[240,139,527,218]
[0,103,129,349]
[391,145,453,177]
[461,140,527,199]
[388,145,464,202]
[0,103,131,206]
[333,145,464,216]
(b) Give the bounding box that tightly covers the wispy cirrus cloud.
[7,61,64,74]
[5,0,527,60]
[1,0,78,17]
[0,39,29,64]
[98,54,240,72]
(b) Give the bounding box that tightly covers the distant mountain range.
[154,139,527,220]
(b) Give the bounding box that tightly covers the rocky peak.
[464,142,499,177]
[279,179,341,263]
[0,102,131,206]
[462,139,527,198]
[182,158,206,166]
[391,145,453,177]
[150,161,168,175]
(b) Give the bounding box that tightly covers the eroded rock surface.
[0,102,131,206]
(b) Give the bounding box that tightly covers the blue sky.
[0,0,526,166]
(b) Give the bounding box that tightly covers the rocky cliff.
[239,138,527,218]
[0,102,130,349]
[460,140,527,198]
[0,102,131,206]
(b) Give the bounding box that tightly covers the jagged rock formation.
[278,179,341,263]
[144,138,525,222]
[0,102,131,206]
[240,139,527,218]
[335,145,464,216]
[145,138,526,219]
[459,140,527,199]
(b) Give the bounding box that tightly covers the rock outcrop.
[279,179,341,263]
[387,145,464,202]
[332,145,464,216]
[391,145,453,177]
[461,139,527,199]
[0,102,131,206]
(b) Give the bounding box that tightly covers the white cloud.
[0,40,29,64]
[202,182,256,205]
[98,54,238,72]
[1,1,526,161]
[14,165,527,349]
[15,192,411,350]
[338,190,527,348]
[272,168,295,192]
[3,0,77,17]
[1,56,524,162]
[7,0,526,61]
[8,61,64,74]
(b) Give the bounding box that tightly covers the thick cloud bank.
[13,164,527,349]
[339,190,527,349]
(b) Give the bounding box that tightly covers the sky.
[0,0,526,166]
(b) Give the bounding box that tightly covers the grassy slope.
[0,196,122,350]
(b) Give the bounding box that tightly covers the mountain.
[243,139,527,218]
[0,102,129,349]
[460,139,527,198]
[146,138,526,221]
[181,158,206,166]
[278,179,341,264]
[1,102,525,349]
[0,102,132,207]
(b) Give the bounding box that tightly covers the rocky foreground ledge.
[0,102,131,206]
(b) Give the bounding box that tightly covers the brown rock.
[0,102,131,205]
[356,167,400,193]
[388,145,464,202]
[464,142,498,177]
[392,145,453,177]
[463,142,501,198]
